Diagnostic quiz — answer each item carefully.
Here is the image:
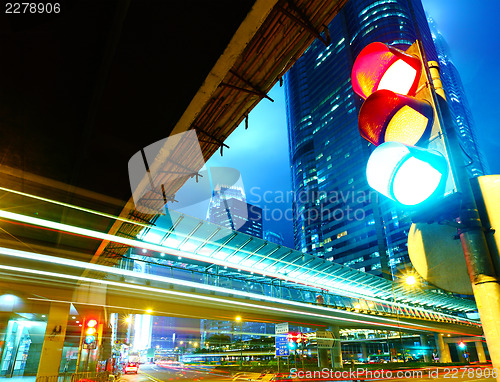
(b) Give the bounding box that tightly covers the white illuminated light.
[377,59,417,95]
[367,142,446,206]
[367,142,409,197]
[392,157,442,205]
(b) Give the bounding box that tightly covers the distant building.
[264,230,285,246]
[207,185,263,238]
[204,186,269,340]
[151,317,200,350]
[428,17,489,177]
[201,319,271,344]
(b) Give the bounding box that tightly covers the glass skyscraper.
[428,17,489,177]
[207,185,263,238]
[284,0,487,279]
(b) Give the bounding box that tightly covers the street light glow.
[405,275,417,286]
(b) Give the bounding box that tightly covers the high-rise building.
[207,185,263,238]
[151,317,200,350]
[284,0,487,279]
[264,230,285,245]
[428,18,489,177]
[204,186,268,341]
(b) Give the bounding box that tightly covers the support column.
[420,334,431,362]
[0,317,10,368]
[361,343,368,361]
[317,348,329,368]
[330,326,342,368]
[434,333,451,363]
[475,341,487,363]
[36,302,70,377]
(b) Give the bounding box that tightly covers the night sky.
[179,1,500,248]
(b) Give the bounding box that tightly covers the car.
[124,362,139,374]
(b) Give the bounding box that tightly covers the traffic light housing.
[351,42,422,99]
[352,41,455,208]
[288,332,307,349]
[83,318,98,349]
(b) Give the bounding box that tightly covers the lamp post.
[236,316,243,367]
[391,275,418,362]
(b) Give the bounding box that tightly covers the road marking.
[140,371,164,382]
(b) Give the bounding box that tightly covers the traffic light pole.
[417,40,500,374]
[391,284,406,363]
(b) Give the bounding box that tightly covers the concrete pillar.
[361,343,368,361]
[318,348,329,368]
[0,317,10,366]
[475,341,487,363]
[420,334,431,362]
[330,326,342,368]
[434,333,451,363]
[36,302,70,377]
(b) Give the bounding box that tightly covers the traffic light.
[351,41,453,207]
[288,332,307,349]
[83,318,98,349]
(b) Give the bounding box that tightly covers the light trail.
[0,261,446,333]
[0,188,478,314]
[0,208,477,320]
[0,187,449,306]
[0,189,389,299]
[0,246,436,330]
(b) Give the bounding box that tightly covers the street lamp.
[391,280,407,363]
[405,275,417,286]
[235,316,243,367]
[391,273,420,362]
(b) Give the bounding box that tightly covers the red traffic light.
[358,89,434,146]
[351,42,421,99]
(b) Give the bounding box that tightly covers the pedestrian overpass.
[0,200,481,335]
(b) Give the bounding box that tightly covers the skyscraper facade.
[284,0,486,278]
[204,185,268,342]
[207,185,263,238]
[428,18,489,177]
[264,230,285,245]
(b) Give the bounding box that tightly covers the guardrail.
[35,371,111,382]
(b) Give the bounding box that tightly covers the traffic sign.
[315,330,335,349]
[275,323,289,356]
[408,222,472,295]
[275,322,289,334]
[275,335,289,356]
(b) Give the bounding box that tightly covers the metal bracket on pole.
[193,126,229,156]
[220,70,274,102]
[278,0,331,47]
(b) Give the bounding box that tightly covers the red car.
[124,362,139,374]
